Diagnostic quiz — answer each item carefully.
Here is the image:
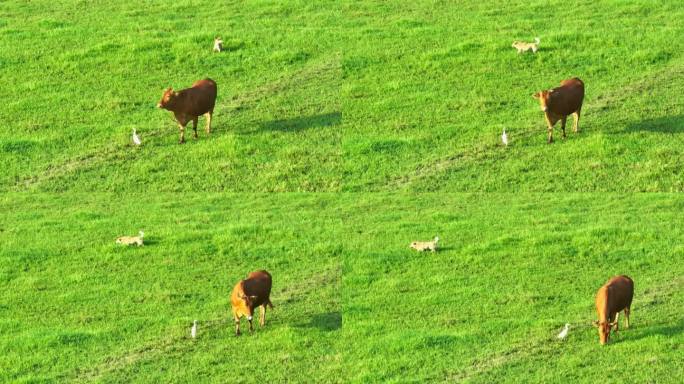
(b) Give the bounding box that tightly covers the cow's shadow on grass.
[295,311,341,332]
[624,115,684,134]
[614,319,684,344]
[254,112,341,133]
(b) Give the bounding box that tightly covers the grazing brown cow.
[532,77,584,143]
[157,78,217,144]
[593,275,634,345]
[230,270,273,336]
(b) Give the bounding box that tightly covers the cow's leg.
[260,304,266,327]
[178,123,186,144]
[613,312,620,333]
[205,111,212,135]
[573,110,581,133]
[624,307,630,328]
[248,317,254,333]
[561,116,567,139]
[233,313,241,336]
[192,117,198,139]
[544,115,555,144]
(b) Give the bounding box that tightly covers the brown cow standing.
[593,275,634,345]
[157,78,217,144]
[230,270,273,336]
[532,77,584,143]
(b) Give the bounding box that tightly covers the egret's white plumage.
[557,323,570,340]
[191,320,197,339]
[132,129,142,146]
[501,129,509,146]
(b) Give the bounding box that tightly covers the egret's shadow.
[296,312,341,332]
[624,115,684,134]
[257,112,341,133]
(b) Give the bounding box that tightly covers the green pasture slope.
[2,0,684,383]
[1,0,683,192]
[342,0,684,191]
[1,0,342,192]
[341,194,684,382]
[1,194,343,383]
[2,194,684,382]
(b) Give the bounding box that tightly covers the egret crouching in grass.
[132,129,141,146]
[557,323,570,340]
[501,129,508,146]
[191,320,197,339]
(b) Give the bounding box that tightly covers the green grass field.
[1,194,343,383]
[3,194,683,382]
[2,0,684,382]
[342,193,684,382]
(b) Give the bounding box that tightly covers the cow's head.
[157,87,176,110]
[409,242,418,250]
[235,291,259,321]
[532,90,552,112]
[592,320,616,345]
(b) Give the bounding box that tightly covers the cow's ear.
[592,321,599,327]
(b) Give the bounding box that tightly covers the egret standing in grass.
[501,129,509,146]
[191,320,197,339]
[557,323,570,340]
[132,128,142,146]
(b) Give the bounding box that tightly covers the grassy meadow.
[1,194,342,383]
[341,193,684,382]
[2,0,684,383]
[2,193,683,382]
[342,0,684,191]
[1,0,342,192]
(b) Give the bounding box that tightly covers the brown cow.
[157,78,217,144]
[230,270,273,336]
[593,275,634,345]
[532,77,584,143]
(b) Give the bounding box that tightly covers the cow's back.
[549,77,584,116]
[243,270,272,306]
[605,275,634,312]
[180,78,217,116]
